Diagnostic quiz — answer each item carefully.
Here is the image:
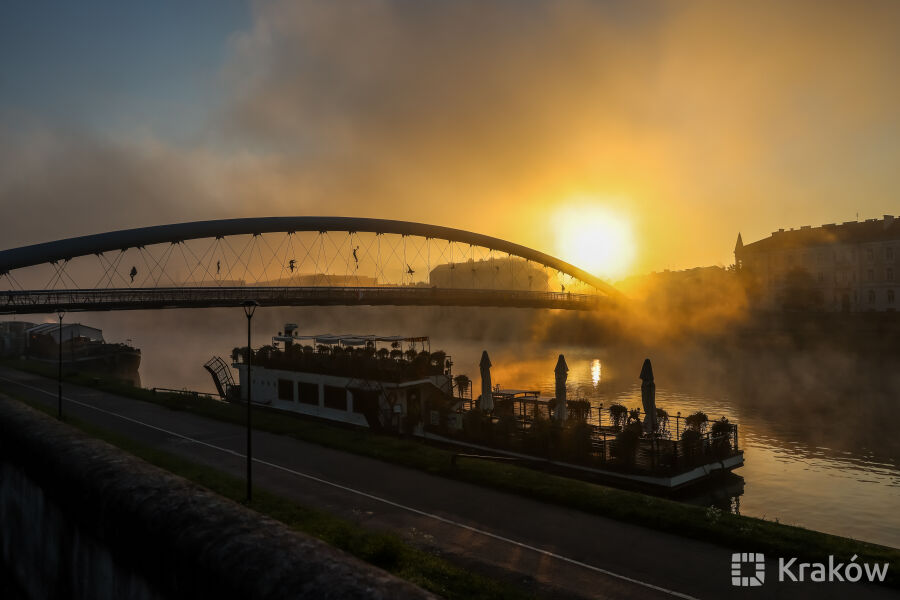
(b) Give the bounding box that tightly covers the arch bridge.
[0,217,623,314]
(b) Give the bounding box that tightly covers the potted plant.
[608,403,628,429]
[710,416,732,456]
[685,411,708,432]
[612,421,643,465]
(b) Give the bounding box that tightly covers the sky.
[1,0,899,280]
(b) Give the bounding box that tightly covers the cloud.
[0,121,239,247]
[221,1,672,239]
[221,0,900,269]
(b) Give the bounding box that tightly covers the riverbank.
[3,358,896,587]
[1,394,535,600]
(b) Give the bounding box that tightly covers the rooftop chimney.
[885,215,895,229]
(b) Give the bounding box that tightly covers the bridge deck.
[1,286,605,314]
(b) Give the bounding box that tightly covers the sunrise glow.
[552,202,636,280]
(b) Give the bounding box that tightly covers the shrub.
[710,416,731,436]
[612,421,643,464]
[710,417,733,456]
[561,421,593,461]
[608,403,628,429]
[681,428,702,459]
[655,408,670,435]
[685,411,708,432]
[568,399,591,422]
[628,408,642,424]
[525,406,558,457]
[453,374,471,398]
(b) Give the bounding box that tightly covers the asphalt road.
[0,366,894,600]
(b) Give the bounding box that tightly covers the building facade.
[429,256,551,291]
[735,215,899,312]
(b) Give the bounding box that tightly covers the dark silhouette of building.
[735,215,899,312]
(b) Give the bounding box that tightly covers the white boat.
[220,324,460,434]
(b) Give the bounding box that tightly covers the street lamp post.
[242,300,259,503]
[57,309,65,419]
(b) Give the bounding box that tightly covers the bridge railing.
[0,286,607,314]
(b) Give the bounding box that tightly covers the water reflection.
[591,359,601,387]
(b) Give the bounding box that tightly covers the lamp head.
[242,300,259,317]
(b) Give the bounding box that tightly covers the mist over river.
[28,306,899,549]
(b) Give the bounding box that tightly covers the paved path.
[0,367,893,600]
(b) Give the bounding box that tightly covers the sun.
[551,202,636,280]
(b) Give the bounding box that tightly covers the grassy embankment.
[7,392,536,600]
[3,358,898,587]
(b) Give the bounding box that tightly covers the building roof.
[26,322,103,340]
[288,334,429,346]
[739,216,900,253]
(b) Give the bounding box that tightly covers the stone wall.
[0,398,432,599]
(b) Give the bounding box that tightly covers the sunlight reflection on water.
[591,359,601,387]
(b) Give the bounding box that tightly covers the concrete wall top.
[0,397,434,600]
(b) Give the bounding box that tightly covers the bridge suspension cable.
[0,217,624,314]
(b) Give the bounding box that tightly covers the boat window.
[324,386,347,411]
[298,382,318,405]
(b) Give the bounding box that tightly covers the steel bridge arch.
[0,217,623,299]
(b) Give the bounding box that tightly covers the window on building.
[888,268,894,282]
[298,382,318,405]
[888,247,895,260]
[867,248,874,261]
[889,290,896,304]
[817,272,824,283]
[324,386,347,410]
[867,269,874,281]
[868,290,876,304]
[277,379,293,401]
